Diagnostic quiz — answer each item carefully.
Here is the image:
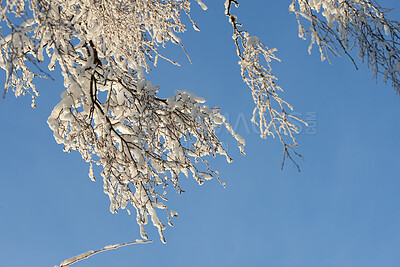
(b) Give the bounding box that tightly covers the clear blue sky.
[1,1,400,266]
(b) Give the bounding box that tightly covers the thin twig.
[56,240,152,267]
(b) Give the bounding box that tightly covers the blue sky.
[1,1,400,266]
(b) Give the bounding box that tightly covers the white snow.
[195,0,208,11]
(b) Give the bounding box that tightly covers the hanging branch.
[290,0,400,93]
[225,0,307,171]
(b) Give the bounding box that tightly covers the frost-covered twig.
[0,0,198,102]
[55,239,152,267]
[0,0,245,243]
[45,43,244,243]
[290,0,400,93]
[225,0,306,171]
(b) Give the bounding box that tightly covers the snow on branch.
[55,239,152,267]
[0,0,245,243]
[225,0,307,171]
[47,57,245,242]
[290,0,400,93]
[0,0,199,102]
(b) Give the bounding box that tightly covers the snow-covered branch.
[290,0,400,93]
[47,58,244,242]
[55,239,152,267]
[225,0,306,170]
[0,0,244,243]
